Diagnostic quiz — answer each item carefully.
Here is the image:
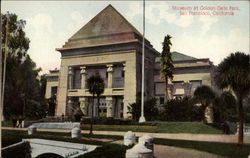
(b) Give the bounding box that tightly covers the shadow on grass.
[155,138,250,158]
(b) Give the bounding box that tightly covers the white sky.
[2,1,249,74]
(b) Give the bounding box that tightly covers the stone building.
[154,51,216,104]
[48,5,158,118]
[45,5,216,121]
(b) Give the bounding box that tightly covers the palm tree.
[86,73,104,135]
[194,85,216,123]
[216,52,250,144]
[160,35,174,101]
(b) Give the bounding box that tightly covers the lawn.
[2,121,224,134]
[81,122,224,134]
[2,129,250,158]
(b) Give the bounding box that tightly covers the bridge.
[4,139,98,158]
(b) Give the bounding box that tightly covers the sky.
[2,1,249,74]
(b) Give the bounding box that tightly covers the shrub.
[128,97,159,121]
[160,97,202,121]
[73,108,84,122]
[81,117,133,125]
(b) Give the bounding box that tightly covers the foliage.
[160,35,174,99]
[161,97,202,121]
[73,108,84,121]
[2,141,31,158]
[244,93,250,123]
[80,117,133,125]
[2,12,46,120]
[87,74,105,97]
[86,74,105,134]
[215,52,250,144]
[213,91,237,123]
[127,95,159,121]
[193,85,216,123]
[47,95,56,116]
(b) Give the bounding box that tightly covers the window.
[155,82,165,95]
[121,71,125,78]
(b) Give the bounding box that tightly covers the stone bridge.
[23,139,98,158]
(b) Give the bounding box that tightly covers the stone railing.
[236,124,250,136]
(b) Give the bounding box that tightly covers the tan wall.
[45,81,58,99]
[56,50,137,118]
[172,73,212,86]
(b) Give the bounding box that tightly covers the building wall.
[56,50,138,118]
[45,81,58,99]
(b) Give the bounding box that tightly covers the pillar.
[107,64,113,88]
[106,96,113,117]
[79,97,86,115]
[67,97,73,116]
[68,67,74,89]
[205,105,214,123]
[80,66,86,89]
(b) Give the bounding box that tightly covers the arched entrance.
[36,153,64,158]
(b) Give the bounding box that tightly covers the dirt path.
[3,127,249,144]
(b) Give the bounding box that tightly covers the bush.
[81,117,133,125]
[160,97,202,121]
[128,97,159,121]
[73,108,84,122]
[2,141,31,158]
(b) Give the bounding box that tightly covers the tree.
[193,85,216,123]
[2,12,45,120]
[215,52,250,144]
[160,35,174,101]
[213,91,237,123]
[162,96,202,122]
[86,73,104,135]
[128,93,159,121]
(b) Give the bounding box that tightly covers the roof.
[171,51,197,61]
[57,4,151,51]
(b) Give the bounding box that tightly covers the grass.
[81,122,224,134]
[2,121,223,134]
[2,121,13,127]
[155,138,250,158]
[2,129,250,158]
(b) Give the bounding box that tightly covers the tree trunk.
[165,76,169,101]
[97,95,100,117]
[89,94,94,136]
[238,95,244,144]
[202,105,207,123]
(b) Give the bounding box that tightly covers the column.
[80,66,87,89]
[79,97,86,115]
[107,64,113,88]
[106,96,113,117]
[68,67,74,89]
[67,97,73,116]
[122,63,126,87]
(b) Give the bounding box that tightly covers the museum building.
[45,5,216,121]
